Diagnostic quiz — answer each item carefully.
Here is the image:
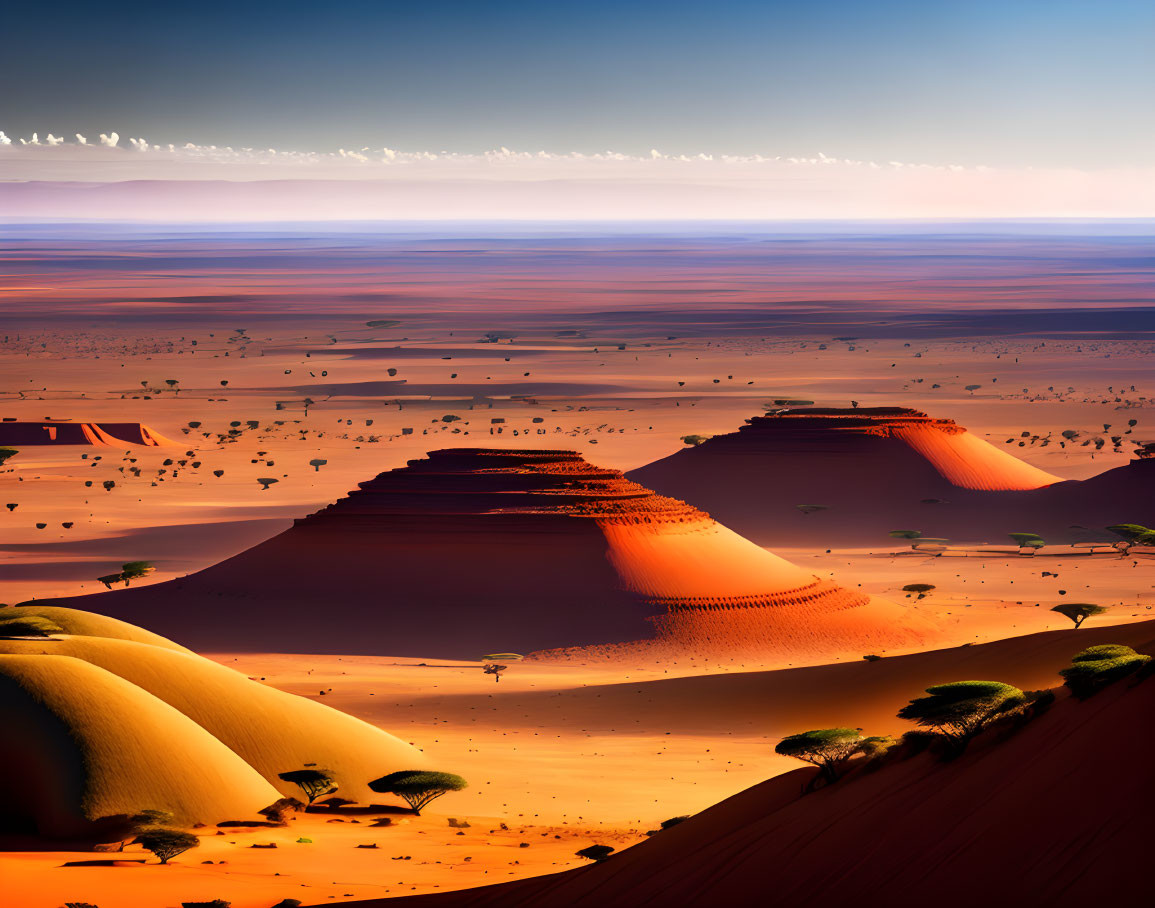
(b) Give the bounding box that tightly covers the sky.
[2,0,1153,219]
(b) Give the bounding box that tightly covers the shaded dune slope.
[51,448,926,660]
[347,671,1155,907]
[0,421,176,446]
[628,407,1152,544]
[1,605,192,652]
[0,655,278,838]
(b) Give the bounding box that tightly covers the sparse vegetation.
[897,680,1026,743]
[1008,532,1045,553]
[901,583,935,600]
[1059,644,1150,697]
[1051,602,1108,629]
[575,844,614,863]
[368,770,468,815]
[0,615,64,636]
[774,727,863,784]
[136,828,199,864]
[277,769,337,806]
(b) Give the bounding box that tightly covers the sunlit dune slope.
[2,605,191,652]
[0,421,176,447]
[348,672,1154,907]
[50,448,927,661]
[0,634,428,805]
[626,407,1155,545]
[0,654,278,838]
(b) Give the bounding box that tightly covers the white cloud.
[0,128,1150,219]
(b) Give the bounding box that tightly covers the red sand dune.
[343,673,1155,908]
[628,407,1152,544]
[49,448,927,659]
[0,421,176,447]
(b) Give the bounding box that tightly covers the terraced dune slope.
[629,407,1153,544]
[0,421,177,446]
[51,448,928,660]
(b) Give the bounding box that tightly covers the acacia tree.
[902,583,936,600]
[774,727,863,785]
[1008,532,1045,554]
[369,770,468,816]
[1051,602,1108,629]
[897,681,1025,743]
[1059,644,1151,697]
[136,828,199,864]
[1106,524,1155,554]
[277,769,337,806]
[575,844,615,863]
[889,529,922,549]
[120,561,155,585]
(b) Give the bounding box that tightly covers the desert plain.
[2,222,1153,908]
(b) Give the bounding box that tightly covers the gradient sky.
[5,0,1153,167]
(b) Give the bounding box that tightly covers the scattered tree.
[680,435,711,446]
[897,681,1025,743]
[483,663,507,682]
[136,828,199,864]
[368,770,468,816]
[795,504,828,515]
[257,477,279,490]
[1059,644,1151,697]
[1008,532,1045,554]
[309,458,327,471]
[1051,602,1108,629]
[277,769,337,806]
[774,727,863,784]
[1106,524,1155,554]
[120,561,155,585]
[901,583,935,600]
[889,529,922,548]
[0,448,18,467]
[575,844,614,863]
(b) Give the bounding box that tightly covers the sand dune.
[48,448,929,660]
[629,407,1152,544]
[343,669,1154,907]
[0,421,176,447]
[0,654,278,838]
[0,633,428,804]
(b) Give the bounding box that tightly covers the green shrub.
[368,770,468,816]
[0,615,64,637]
[1060,645,1150,698]
[897,681,1025,742]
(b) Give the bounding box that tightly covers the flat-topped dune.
[0,421,176,447]
[351,667,1155,908]
[629,407,1152,544]
[49,448,929,660]
[0,608,427,838]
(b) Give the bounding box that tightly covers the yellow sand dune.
[0,654,278,837]
[0,634,428,804]
[2,605,191,652]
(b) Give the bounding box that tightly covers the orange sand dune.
[0,655,279,837]
[629,406,1152,544]
[345,673,1154,907]
[48,448,930,661]
[0,421,177,447]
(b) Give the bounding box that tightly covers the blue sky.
[5,0,1153,167]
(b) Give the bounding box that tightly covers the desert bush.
[1060,645,1151,698]
[774,728,862,784]
[576,844,614,863]
[897,681,1025,743]
[368,770,468,816]
[137,828,199,864]
[277,769,337,806]
[0,615,64,636]
[1051,602,1108,629]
